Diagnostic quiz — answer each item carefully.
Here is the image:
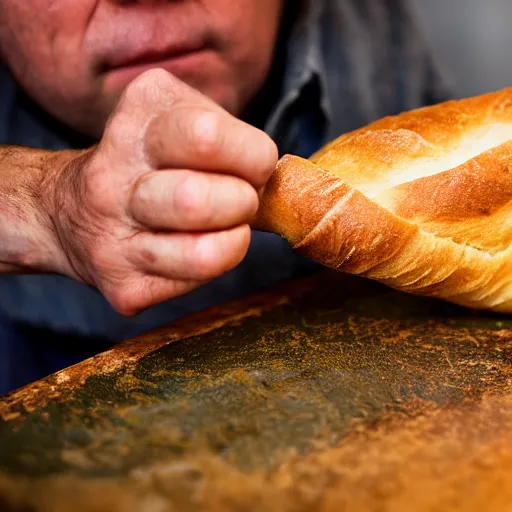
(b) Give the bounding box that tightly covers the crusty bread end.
[253,89,512,313]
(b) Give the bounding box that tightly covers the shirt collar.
[264,0,331,140]
[1,2,332,153]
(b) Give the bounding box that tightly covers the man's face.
[0,0,284,138]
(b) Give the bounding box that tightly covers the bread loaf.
[253,89,512,313]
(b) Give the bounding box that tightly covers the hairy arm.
[0,70,277,316]
[0,145,80,275]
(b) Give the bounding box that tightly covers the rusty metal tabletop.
[1,270,512,512]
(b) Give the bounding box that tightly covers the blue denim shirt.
[0,0,451,393]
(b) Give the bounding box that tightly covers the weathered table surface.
[1,270,512,512]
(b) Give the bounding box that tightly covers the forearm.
[0,145,77,274]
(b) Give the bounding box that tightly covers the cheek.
[217,1,282,56]
[210,1,283,95]
[0,1,97,102]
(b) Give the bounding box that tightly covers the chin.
[101,52,242,116]
[186,78,241,115]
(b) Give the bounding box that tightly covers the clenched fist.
[45,69,278,315]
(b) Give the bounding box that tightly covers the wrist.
[40,147,97,278]
[0,146,85,276]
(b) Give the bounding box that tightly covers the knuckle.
[173,172,210,224]
[191,235,223,280]
[132,173,153,211]
[188,110,223,158]
[112,70,180,141]
[122,68,174,104]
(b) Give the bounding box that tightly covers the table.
[1,270,512,511]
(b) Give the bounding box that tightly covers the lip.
[104,41,208,73]
[101,44,215,92]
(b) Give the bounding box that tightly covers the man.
[0,0,450,393]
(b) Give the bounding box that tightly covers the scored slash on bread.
[253,89,512,313]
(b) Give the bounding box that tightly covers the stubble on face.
[0,0,285,138]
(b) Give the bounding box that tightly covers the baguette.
[253,89,512,313]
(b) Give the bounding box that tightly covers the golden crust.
[253,88,512,313]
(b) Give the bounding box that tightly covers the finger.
[130,169,259,232]
[128,224,251,281]
[101,68,227,162]
[145,106,278,189]
[104,275,209,317]
[114,68,225,119]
